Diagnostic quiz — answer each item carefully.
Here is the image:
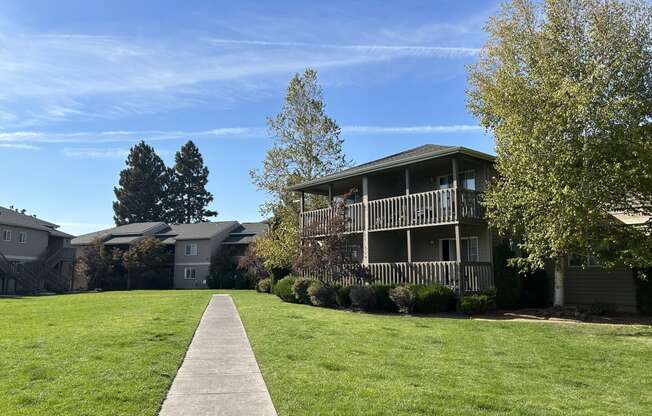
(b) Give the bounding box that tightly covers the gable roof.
[222,222,268,245]
[168,222,239,241]
[71,222,168,245]
[288,144,495,192]
[0,206,73,238]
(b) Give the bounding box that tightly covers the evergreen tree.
[113,141,169,225]
[167,140,217,223]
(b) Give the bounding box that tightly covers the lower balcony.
[301,261,494,293]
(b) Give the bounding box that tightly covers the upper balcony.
[301,188,484,237]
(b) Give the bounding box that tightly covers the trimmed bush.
[292,278,315,304]
[350,286,376,311]
[256,278,272,293]
[389,285,415,314]
[459,293,493,315]
[371,284,397,312]
[273,276,297,303]
[308,281,337,307]
[336,285,352,308]
[413,283,456,313]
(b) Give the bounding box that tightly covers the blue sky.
[0,0,499,235]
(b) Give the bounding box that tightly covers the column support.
[362,176,369,266]
[328,184,334,207]
[405,167,412,264]
[452,157,464,295]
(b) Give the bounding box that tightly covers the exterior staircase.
[0,248,73,294]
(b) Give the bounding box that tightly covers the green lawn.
[1,291,651,416]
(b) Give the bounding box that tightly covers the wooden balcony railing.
[301,189,484,236]
[300,261,494,293]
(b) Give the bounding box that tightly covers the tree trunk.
[554,257,565,307]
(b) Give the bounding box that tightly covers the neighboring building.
[71,221,268,289]
[0,206,75,294]
[290,144,646,312]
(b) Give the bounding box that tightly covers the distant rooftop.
[0,206,73,238]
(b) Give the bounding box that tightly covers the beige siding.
[565,265,637,312]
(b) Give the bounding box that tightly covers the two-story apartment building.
[291,144,494,293]
[0,206,75,294]
[71,221,268,289]
[291,144,644,312]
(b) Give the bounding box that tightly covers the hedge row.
[268,276,481,314]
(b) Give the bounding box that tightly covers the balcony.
[300,261,493,293]
[300,188,483,237]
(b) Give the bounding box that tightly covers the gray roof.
[168,222,239,240]
[71,221,239,246]
[222,234,257,245]
[288,144,495,191]
[104,236,143,246]
[229,222,269,236]
[71,222,168,245]
[0,206,73,238]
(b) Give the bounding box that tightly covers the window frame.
[184,267,197,280]
[439,236,480,262]
[2,230,11,242]
[18,231,27,244]
[184,243,198,257]
[436,170,476,191]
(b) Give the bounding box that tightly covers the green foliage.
[349,286,376,311]
[389,285,415,314]
[520,268,550,308]
[413,283,456,314]
[75,238,123,290]
[113,141,170,225]
[250,68,349,218]
[335,285,352,308]
[273,276,297,303]
[122,237,173,289]
[166,140,217,223]
[256,278,272,293]
[467,0,652,273]
[459,293,494,315]
[307,281,337,307]
[255,218,299,272]
[493,243,521,309]
[208,247,252,289]
[292,277,315,304]
[634,269,652,315]
[370,284,397,312]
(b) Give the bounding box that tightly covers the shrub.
[308,282,337,307]
[273,276,297,303]
[292,277,315,304]
[371,284,397,312]
[413,283,456,314]
[336,285,352,308]
[459,293,493,315]
[589,302,617,316]
[389,285,415,314]
[256,278,272,293]
[635,269,652,315]
[349,286,376,311]
[493,243,521,309]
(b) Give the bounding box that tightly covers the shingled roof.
[0,206,74,238]
[288,144,495,192]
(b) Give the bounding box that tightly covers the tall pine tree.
[113,141,170,225]
[167,140,217,223]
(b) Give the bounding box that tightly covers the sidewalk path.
[159,294,277,416]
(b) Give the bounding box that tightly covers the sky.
[0,0,500,236]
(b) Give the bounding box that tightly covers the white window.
[18,232,27,244]
[2,230,11,242]
[185,244,198,256]
[440,237,480,262]
[184,267,196,279]
[437,170,476,190]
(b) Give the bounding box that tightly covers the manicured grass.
[0,291,215,416]
[2,291,651,415]
[228,291,652,416]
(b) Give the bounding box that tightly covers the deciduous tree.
[467,0,652,305]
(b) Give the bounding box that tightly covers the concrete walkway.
[159,294,277,416]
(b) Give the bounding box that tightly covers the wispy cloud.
[0,143,40,149]
[0,124,483,152]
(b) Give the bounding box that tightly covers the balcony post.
[362,176,369,266]
[328,184,334,207]
[405,167,412,264]
[452,157,465,295]
[299,191,305,232]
